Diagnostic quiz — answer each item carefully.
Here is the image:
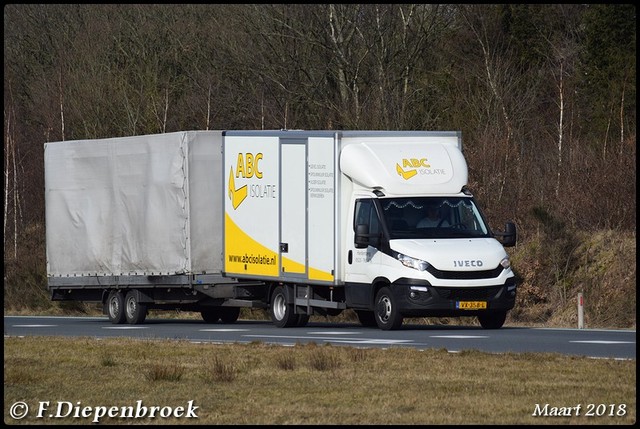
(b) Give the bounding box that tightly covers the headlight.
[397,253,429,271]
[500,257,511,269]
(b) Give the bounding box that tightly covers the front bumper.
[392,277,517,317]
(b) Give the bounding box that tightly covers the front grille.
[435,286,502,301]
[426,265,504,280]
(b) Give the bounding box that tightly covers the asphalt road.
[4,315,636,360]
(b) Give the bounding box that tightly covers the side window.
[354,199,381,235]
[354,200,369,229]
[369,204,381,236]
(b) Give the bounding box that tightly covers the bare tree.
[3,97,22,259]
[541,36,578,197]
[457,5,516,203]
[368,4,447,129]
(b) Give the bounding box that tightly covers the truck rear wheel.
[270,286,298,328]
[478,311,507,329]
[124,290,147,325]
[107,290,126,324]
[374,287,403,330]
[219,307,241,324]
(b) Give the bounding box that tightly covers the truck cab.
[339,133,517,330]
[345,192,517,329]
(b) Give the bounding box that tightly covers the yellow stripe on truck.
[225,213,278,277]
[309,267,334,282]
[281,256,305,274]
[225,213,334,281]
[281,256,334,281]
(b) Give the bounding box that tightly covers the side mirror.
[354,224,369,249]
[497,221,517,247]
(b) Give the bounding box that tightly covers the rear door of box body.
[223,131,336,283]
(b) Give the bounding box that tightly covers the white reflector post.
[577,292,584,329]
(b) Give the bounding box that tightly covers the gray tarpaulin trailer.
[45,131,262,324]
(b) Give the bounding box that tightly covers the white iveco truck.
[45,130,517,330]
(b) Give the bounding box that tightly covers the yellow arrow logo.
[229,167,248,209]
[396,163,418,180]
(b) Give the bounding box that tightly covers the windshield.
[379,197,491,239]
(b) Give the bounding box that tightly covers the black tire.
[124,290,147,325]
[201,309,220,323]
[107,290,126,324]
[296,314,310,327]
[270,286,298,328]
[219,307,241,324]
[355,310,377,327]
[478,311,507,329]
[374,287,403,330]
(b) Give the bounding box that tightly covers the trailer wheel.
[478,311,507,329]
[355,310,377,327]
[107,290,126,324]
[270,286,297,328]
[219,307,241,324]
[124,290,147,325]
[374,287,403,330]
[201,309,220,323]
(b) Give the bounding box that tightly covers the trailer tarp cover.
[44,131,223,277]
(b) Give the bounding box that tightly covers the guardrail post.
[577,292,584,329]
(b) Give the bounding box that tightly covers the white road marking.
[12,324,57,328]
[570,340,634,344]
[244,334,413,344]
[308,331,361,335]
[430,335,489,339]
[102,326,148,330]
[330,339,414,344]
[200,329,250,332]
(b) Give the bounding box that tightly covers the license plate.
[456,301,487,310]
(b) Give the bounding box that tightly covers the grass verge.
[4,336,636,425]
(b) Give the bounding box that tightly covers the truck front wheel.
[374,287,403,330]
[124,290,147,325]
[355,310,377,327]
[270,286,298,328]
[478,311,507,329]
[107,290,126,324]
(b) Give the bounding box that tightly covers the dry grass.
[4,336,636,425]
